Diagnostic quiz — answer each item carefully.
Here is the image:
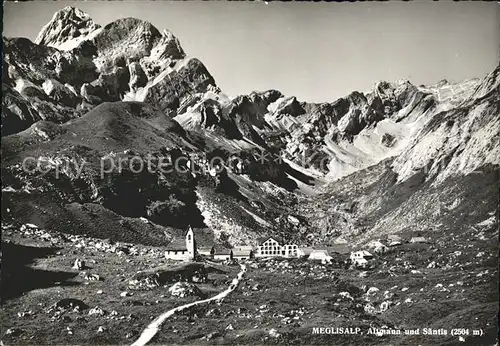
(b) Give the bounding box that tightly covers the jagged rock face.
[42,79,80,107]
[226,91,283,130]
[184,99,223,129]
[2,8,209,135]
[91,18,162,72]
[128,62,148,90]
[2,37,98,134]
[4,6,499,183]
[392,66,500,184]
[150,30,185,61]
[6,5,450,172]
[3,37,98,87]
[2,84,41,136]
[298,67,499,246]
[86,17,186,77]
[274,97,306,119]
[79,66,130,104]
[142,58,216,113]
[169,74,456,177]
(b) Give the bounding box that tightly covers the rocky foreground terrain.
[1,219,497,345]
[1,6,499,345]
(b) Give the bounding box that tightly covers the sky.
[3,1,500,103]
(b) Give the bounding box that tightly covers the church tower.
[185,225,196,260]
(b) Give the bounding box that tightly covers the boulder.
[53,298,89,312]
[42,79,79,107]
[5,328,24,337]
[269,328,281,338]
[88,306,106,316]
[168,282,203,298]
[366,240,388,254]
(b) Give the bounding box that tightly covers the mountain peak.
[35,6,101,50]
[56,6,89,18]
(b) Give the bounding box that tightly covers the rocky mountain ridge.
[2,6,499,249]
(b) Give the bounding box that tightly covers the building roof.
[234,245,253,251]
[198,247,214,254]
[326,245,351,255]
[352,250,373,257]
[233,249,252,257]
[258,236,283,245]
[299,247,314,255]
[353,257,369,264]
[310,249,330,255]
[367,240,386,247]
[165,239,187,251]
[309,250,331,258]
[387,234,402,241]
[213,248,232,255]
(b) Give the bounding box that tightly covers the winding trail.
[131,263,247,346]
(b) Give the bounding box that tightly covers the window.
[187,234,191,241]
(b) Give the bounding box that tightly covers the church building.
[164,226,197,261]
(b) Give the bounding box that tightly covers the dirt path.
[131,263,247,346]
